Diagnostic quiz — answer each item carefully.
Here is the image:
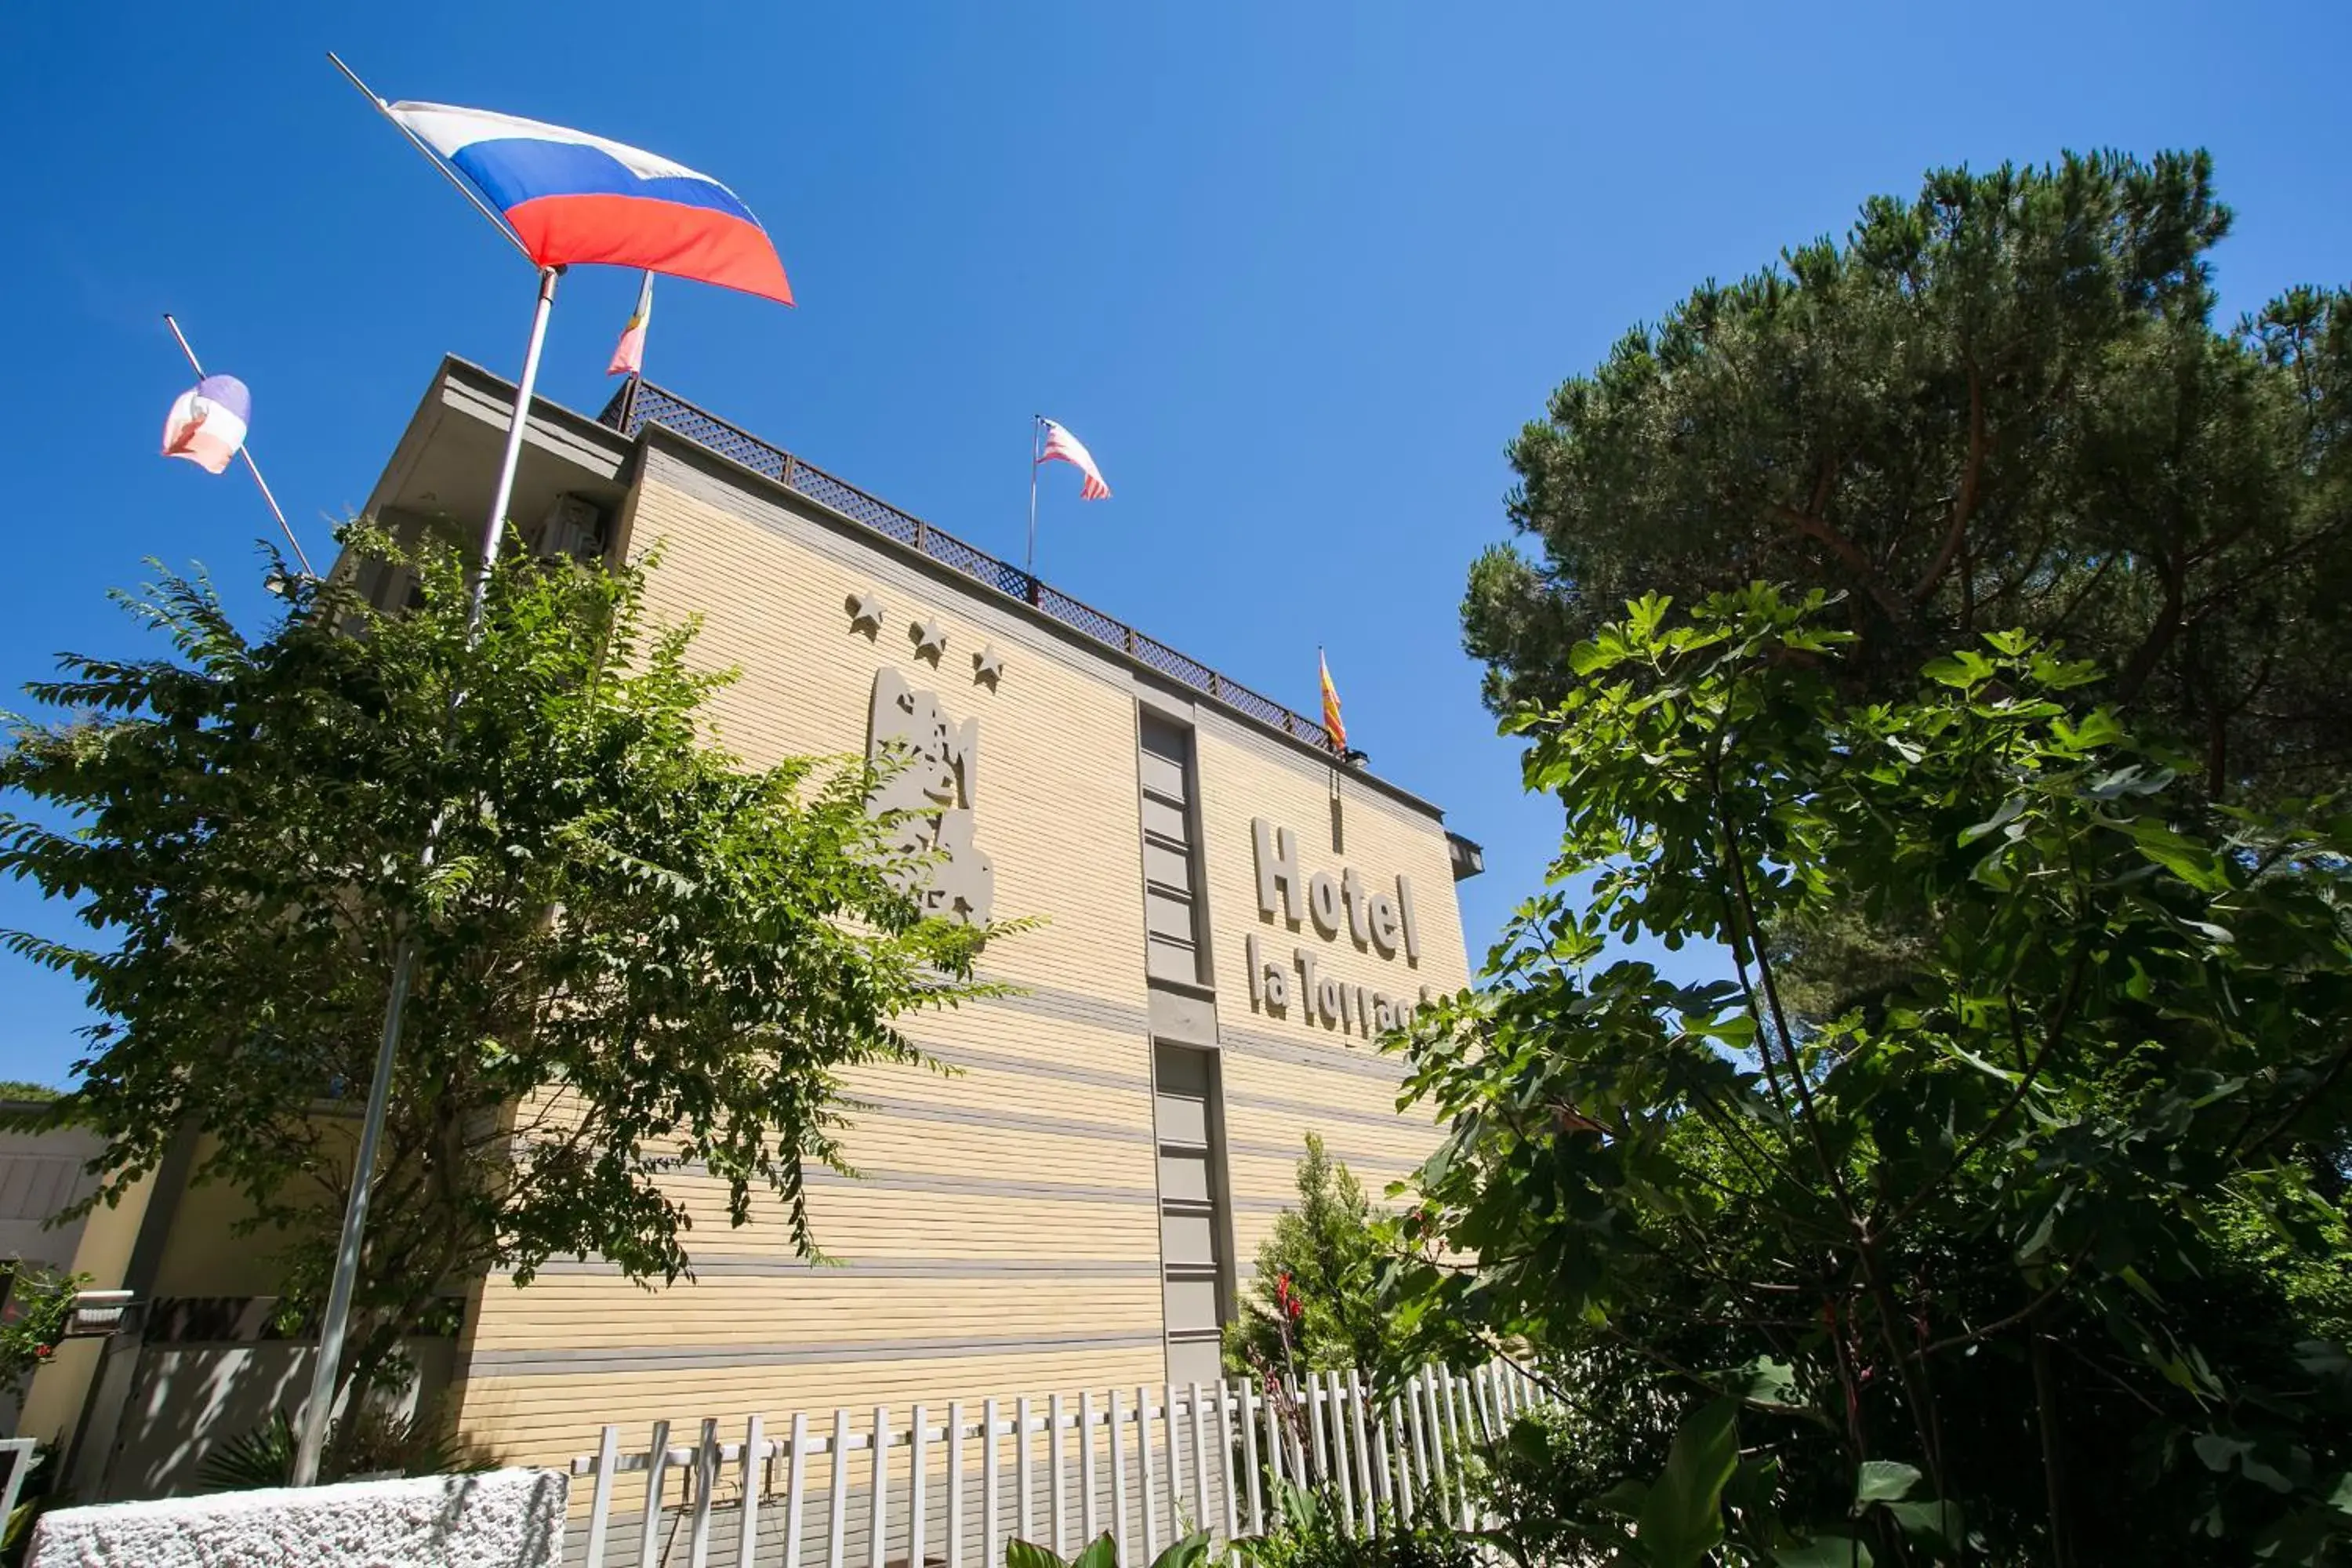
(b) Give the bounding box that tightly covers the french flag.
[385,101,793,305]
[161,376,251,475]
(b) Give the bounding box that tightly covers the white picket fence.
[564,1364,1550,1568]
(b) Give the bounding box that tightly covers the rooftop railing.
[597,378,1344,756]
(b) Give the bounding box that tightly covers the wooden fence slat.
[1187,1381,1210,1539]
[1351,1370,1379,1523]
[1214,1380,1238,1543]
[1415,1370,1449,1530]
[869,1406,891,1568]
[1109,1388,1129,1567]
[1261,1378,1286,1510]
[584,1425,620,1567]
[1015,1396,1035,1548]
[826,1409,851,1568]
[1370,1398,1395,1514]
[983,1398,1002,1568]
[946,1403,966,1568]
[1324,1371,1353,1534]
[1391,1394,1415,1524]
[688,1417,720,1568]
[1406,1378,1432,1517]
[1305,1374,1329,1494]
[1050,1393,1068,1556]
[1437,1369,1468,1530]
[637,1419,673,1568]
[784,1414,810,1568]
[738,1415,764,1568]
[1138,1386,1159,1565]
[1240,1381,1265,1536]
[1079,1392,1098,1548]
[910,1406,929,1568]
[1160,1383,1183,1543]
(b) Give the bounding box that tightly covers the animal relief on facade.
[866,667,995,926]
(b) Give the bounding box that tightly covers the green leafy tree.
[1387,586,2352,1563]
[0,533,1018,1425]
[0,1262,82,1395]
[1465,151,2352,809]
[1225,1135,1404,1377]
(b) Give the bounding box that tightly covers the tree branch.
[1910,361,1987,603]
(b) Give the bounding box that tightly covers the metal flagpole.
[289,256,564,1486]
[161,314,317,579]
[1025,416,1042,577]
[327,53,532,260]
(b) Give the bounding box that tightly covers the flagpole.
[1025,415,1042,577]
[161,315,318,579]
[326,52,532,260]
[290,262,562,1488]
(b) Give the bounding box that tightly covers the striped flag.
[1319,648,1346,750]
[607,271,653,376]
[161,376,252,476]
[1037,419,1111,500]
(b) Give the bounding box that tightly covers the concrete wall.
[28,1468,565,1568]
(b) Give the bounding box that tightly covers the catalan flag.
[1319,648,1346,750]
[608,271,653,376]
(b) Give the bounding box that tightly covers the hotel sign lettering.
[1243,818,1430,1036]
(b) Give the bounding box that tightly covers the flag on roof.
[1037,419,1110,500]
[383,100,793,304]
[161,376,252,476]
[1319,648,1347,751]
[608,271,654,376]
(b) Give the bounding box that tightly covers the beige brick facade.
[99,362,1477,1486]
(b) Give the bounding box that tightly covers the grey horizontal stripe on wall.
[1222,1089,1434,1135]
[913,1040,1155,1097]
[857,1096,1156,1147]
[919,1034,1416,1133]
[512,1256,1160,1281]
[1218,1022,1412,1085]
[655,1161,1158,1207]
[470,1328,1165,1378]
[975,982,1153,1038]
[1225,1138,1424,1174]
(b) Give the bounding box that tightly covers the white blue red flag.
[383,101,793,305]
[1038,419,1111,500]
[161,376,252,476]
[608,271,653,376]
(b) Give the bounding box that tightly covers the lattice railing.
[596,379,1343,757]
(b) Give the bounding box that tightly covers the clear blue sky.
[2,1,2346,1087]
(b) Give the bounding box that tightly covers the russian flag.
[385,101,793,305]
[161,376,251,475]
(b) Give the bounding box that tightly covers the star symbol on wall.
[848,590,887,632]
[911,615,948,661]
[972,643,1004,684]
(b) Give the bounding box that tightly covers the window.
[1139,715,1206,988]
[1153,1044,1230,1387]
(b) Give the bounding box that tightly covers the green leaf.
[1006,1541,1070,1568]
[1884,1499,1965,1550]
[1775,1537,1874,1568]
[1635,1399,1740,1568]
[1853,1460,1922,1506]
[1148,1530,1211,1568]
[1714,1356,1802,1410]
